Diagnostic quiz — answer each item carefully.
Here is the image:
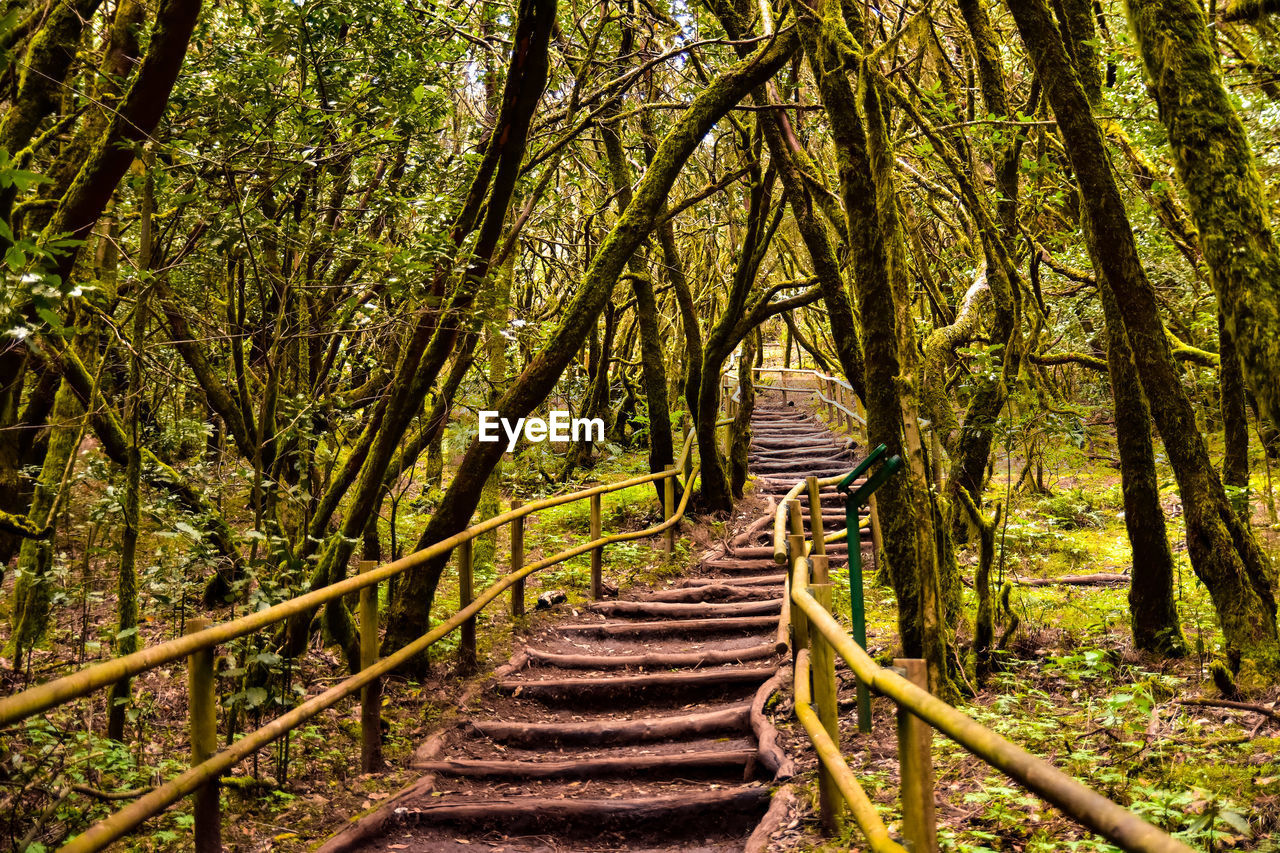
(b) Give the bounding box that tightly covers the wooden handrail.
[2,408,731,851]
[0,421,722,731]
[778,463,1198,853]
[60,463,705,852]
[794,650,907,853]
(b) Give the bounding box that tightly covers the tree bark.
[800,1,956,697]
[1010,0,1279,676]
[1126,0,1280,440]
[383,28,800,657]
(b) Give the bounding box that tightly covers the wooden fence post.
[458,539,475,673]
[868,493,885,569]
[810,575,842,830]
[590,493,603,600]
[663,466,676,554]
[185,617,220,853]
[786,502,809,655]
[358,560,382,772]
[510,501,525,618]
[806,476,825,556]
[895,658,938,853]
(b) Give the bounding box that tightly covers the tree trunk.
[383,29,800,658]
[801,1,956,697]
[1100,282,1186,655]
[1126,0,1280,439]
[730,330,756,498]
[1220,310,1251,521]
[1010,0,1279,677]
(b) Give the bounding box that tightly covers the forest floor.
[766,420,1280,853]
[3,409,1279,852]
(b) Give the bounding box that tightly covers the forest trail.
[320,401,864,852]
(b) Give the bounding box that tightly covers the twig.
[70,783,154,801]
[1176,698,1280,724]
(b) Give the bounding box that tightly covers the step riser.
[557,615,778,637]
[414,751,759,780]
[388,791,771,839]
[470,705,751,747]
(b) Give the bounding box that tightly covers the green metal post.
[846,491,872,734]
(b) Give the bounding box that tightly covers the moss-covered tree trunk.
[108,175,152,740]
[730,329,756,497]
[1220,310,1251,521]
[1010,0,1279,677]
[384,29,800,656]
[1057,0,1186,657]
[1100,282,1187,655]
[1125,0,1280,440]
[601,29,675,496]
[800,0,956,697]
[697,147,775,514]
[7,381,81,671]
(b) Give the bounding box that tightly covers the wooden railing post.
[510,501,525,618]
[185,617,220,853]
[786,500,809,655]
[810,570,842,830]
[868,494,885,569]
[458,539,475,673]
[895,658,939,853]
[663,466,676,554]
[590,493,604,600]
[358,560,382,772]
[806,476,825,556]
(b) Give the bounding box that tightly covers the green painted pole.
[846,489,872,734]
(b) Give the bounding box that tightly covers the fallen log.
[1176,698,1280,724]
[1015,573,1129,586]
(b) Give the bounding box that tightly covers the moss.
[7,380,80,668]
[1125,0,1280,444]
[1009,0,1280,678]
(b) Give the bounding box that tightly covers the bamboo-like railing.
[0,420,728,852]
[776,467,1199,853]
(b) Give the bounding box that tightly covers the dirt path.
[319,403,861,852]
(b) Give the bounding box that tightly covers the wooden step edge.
[496,666,779,697]
[557,615,779,636]
[468,703,752,747]
[388,787,772,833]
[411,749,760,778]
[525,641,782,670]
